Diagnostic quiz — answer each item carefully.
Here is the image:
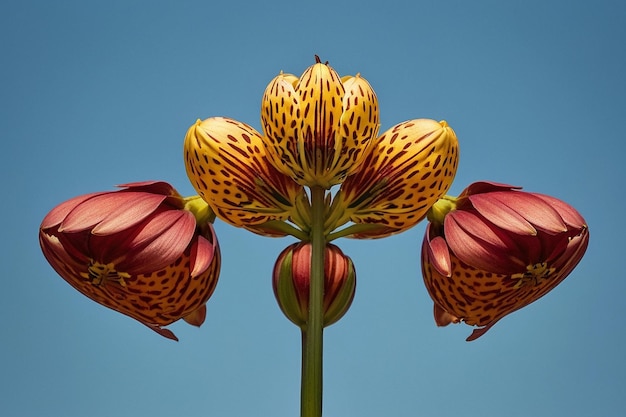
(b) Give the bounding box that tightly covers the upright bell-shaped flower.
[332,119,459,238]
[273,242,356,328]
[261,56,380,189]
[421,181,589,341]
[39,181,221,341]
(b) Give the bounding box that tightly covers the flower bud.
[273,242,356,327]
[184,117,306,235]
[335,119,459,238]
[39,181,221,341]
[261,57,380,188]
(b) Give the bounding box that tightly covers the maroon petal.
[550,229,590,278]
[189,234,215,278]
[446,210,519,253]
[481,191,567,234]
[41,192,104,230]
[60,192,167,233]
[91,193,170,235]
[425,229,452,277]
[466,319,501,341]
[39,232,88,279]
[531,193,587,230]
[117,181,179,197]
[469,193,538,235]
[458,181,520,198]
[142,322,179,341]
[444,210,522,273]
[115,210,197,274]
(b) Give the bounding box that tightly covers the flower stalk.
[301,185,326,417]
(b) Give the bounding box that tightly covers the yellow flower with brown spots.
[184,60,458,241]
[331,119,459,238]
[261,56,380,189]
[184,117,309,236]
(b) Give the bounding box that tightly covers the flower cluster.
[40,57,588,343]
[184,58,459,240]
[182,57,460,328]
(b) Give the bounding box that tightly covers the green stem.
[327,222,389,241]
[253,220,310,241]
[301,186,326,417]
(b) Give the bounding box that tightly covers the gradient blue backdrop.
[2,1,624,416]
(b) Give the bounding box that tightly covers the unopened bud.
[272,242,356,328]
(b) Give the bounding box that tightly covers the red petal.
[60,192,167,233]
[117,181,179,197]
[482,191,567,234]
[469,193,538,235]
[189,234,215,278]
[119,210,197,274]
[466,319,501,342]
[41,192,104,230]
[458,181,520,199]
[550,228,589,277]
[444,211,522,273]
[424,226,451,277]
[142,322,179,341]
[532,193,586,230]
[39,232,87,279]
[291,243,313,308]
[92,193,169,235]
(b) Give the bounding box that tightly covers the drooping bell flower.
[184,117,309,236]
[421,181,589,341]
[273,242,356,328]
[39,181,221,341]
[332,119,459,238]
[261,56,380,189]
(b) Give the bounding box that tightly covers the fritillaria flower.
[183,59,458,244]
[39,181,220,341]
[331,119,459,238]
[261,56,380,189]
[184,117,309,236]
[273,242,356,328]
[421,181,589,341]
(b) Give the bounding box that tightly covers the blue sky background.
[2,1,625,416]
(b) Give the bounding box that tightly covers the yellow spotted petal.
[261,59,379,189]
[261,72,301,177]
[339,74,380,174]
[335,119,459,238]
[184,117,305,229]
